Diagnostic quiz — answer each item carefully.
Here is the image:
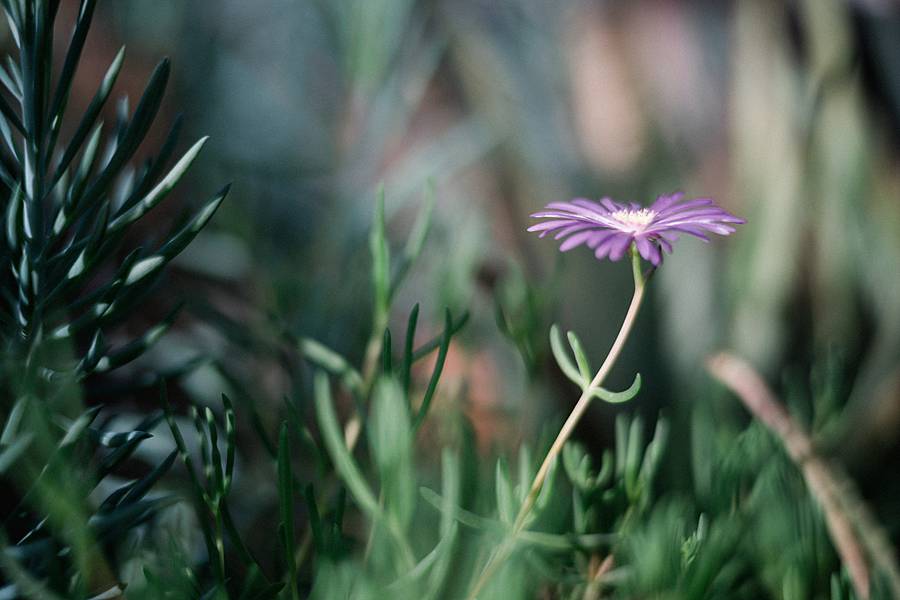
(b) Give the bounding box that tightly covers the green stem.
[467,250,651,599]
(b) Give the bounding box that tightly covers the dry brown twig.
[707,351,900,600]
[583,555,615,600]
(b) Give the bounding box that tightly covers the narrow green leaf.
[118,114,183,213]
[390,180,435,297]
[410,310,468,363]
[517,445,532,502]
[567,331,592,384]
[303,484,325,552]
[413,308,452,431]
[0,434,32,474]
[495,458,515,526]
[0,60,21,100]
[108,136,208,231]
[222,501,261,571]
[382,327,392,374]
[118,450,177,508]
[624,415,644,499]
[74,57,170,217]
[597,450,614,488]
[52,46,123,187]
[207,407,224,496]
[162,388,220,578]
[549,324,582,387]
[3,58,22,96]
[427,449,460,595]
[44,0,98,167]
[313,372,379,517]
[0,109,19,161]
[54,121,102,235]
[401,302,419,394]
[101,449,176,511]
[534,455,558,513]
[0,85,23,133]
[5,184,22,250]
[155,184,228,257]
[369,377,415,529]
[403,179,435,267]
[123,254,159,284]
[59,406,102,447]
[191,406,212,484]
[277,423,297,597]
[370,185,390,318]
[638,417,669,491]
[0,396,27,444]
[89,496,179,538]
[615,414,627,478]
[222,394,236,493]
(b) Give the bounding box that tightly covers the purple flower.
[527,193,745,266]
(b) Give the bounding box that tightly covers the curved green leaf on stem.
[590,373,642,404]
[298,337,364,395]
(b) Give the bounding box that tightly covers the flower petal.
[650,192,685,211]
[558,230,597,251]
[608,234,634,261]
[634,235,661,266]
[528,192,743,264]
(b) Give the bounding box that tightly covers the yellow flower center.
[611,208,656,232]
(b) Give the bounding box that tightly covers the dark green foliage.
[149,185,892,600]
[3,165,881,599]
[0,3,894,600]
[0,0,226,596]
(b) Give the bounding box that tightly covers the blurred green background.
[83,3,898,434]
[18,0,900,591]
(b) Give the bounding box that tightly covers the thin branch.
[707,352,900,600]
[467,251,652,600]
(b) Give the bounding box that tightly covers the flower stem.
[467,250,651,599]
